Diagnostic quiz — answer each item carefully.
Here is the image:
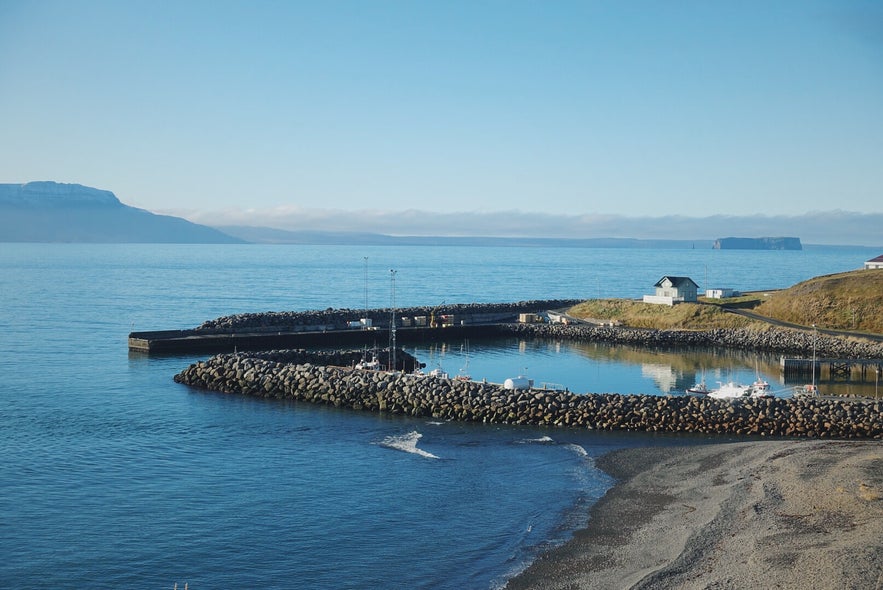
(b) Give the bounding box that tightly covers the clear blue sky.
[1,1,881,238]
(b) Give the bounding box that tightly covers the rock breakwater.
[503,324,883,359]
[193,300,583,334]
[174,350,883,439]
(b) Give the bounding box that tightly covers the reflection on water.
[408,338,881,399]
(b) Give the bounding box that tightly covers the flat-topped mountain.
[0,182,242,243]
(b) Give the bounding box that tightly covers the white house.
[643,276,699,306]
[864,255,883,270]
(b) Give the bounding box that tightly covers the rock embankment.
[193,300,583,334]
[503,324,883,359]
[174,351,883,439]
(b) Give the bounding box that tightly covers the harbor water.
[0,243,875,589]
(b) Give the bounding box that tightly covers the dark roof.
[867,255,883,263]
[654,276,699,289]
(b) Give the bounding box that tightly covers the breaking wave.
[378,431,440,459]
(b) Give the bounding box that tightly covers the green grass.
[567,269,883,335]
[568,299,759,330]
[752,270,883,333]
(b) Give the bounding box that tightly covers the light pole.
[389,269,397,371]
[363,256,369,328]
[811,324,817,390]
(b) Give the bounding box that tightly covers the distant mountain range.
[215,224,713,248]
[0,182,243,243]
[0,181,828,250]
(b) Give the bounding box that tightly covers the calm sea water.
[0,243,875,589]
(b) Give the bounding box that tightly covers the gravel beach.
[506,440,883,589]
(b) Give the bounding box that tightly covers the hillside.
[567,269,883,335]
[752,270,883,334]
[567,299,760,330]
[0,182,243,243]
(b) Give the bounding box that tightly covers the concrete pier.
[129,324,502,355]
[781,357,883,382]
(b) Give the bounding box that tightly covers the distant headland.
[0,181,243,243]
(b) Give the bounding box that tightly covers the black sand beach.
[506,440,883,589]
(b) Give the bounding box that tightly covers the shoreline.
[506,439,883,589]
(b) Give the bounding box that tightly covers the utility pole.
[363,256,369,328]
[389,269,397,371]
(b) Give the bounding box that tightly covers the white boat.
[793,383,820,398]
[687,380,710,394]
[456,340,471,381]
[355,354,380,370]
[752,361,770,392]
[707,381,771,399]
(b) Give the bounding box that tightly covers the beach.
[507,439,883,589]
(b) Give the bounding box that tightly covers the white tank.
[503,376,532,390]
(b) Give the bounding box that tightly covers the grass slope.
[753,270,883,334]
[568,269,883,334]
[567,299,758,330]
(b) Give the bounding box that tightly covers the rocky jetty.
[193,300,583,334]
[175,349,883,439]
[502,323,883,360]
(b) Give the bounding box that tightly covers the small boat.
[456,340,471,381]
[355,354,380,370]
[429,366,449,380]
[752,361,770,392]
[687,379,709,394]
[793,383,820,398]
[708,381,752,399]
[708,381,773,400]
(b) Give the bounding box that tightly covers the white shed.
[865,255,883,270]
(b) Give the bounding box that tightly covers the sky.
[1,0,882,244]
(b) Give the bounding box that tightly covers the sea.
[1,243,877,589]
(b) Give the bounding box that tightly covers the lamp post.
[389,269,397,371]
[363,256,369,328]
[811,324,817,390]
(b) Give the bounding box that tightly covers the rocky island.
[713,236,802,250]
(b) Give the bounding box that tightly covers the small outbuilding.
[643,276,699,306]
[864,255,883,270]
[705,288,737,299]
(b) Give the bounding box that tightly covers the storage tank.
[503,376,533,390]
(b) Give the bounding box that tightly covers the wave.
[378,431,440,459]
[564,443,589,459]
[518,435,555,444]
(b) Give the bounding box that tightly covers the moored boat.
[687,381,710,394]
[708,381,774,399]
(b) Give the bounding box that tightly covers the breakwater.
[501,323,883,360]
[192,300,584,334]
[174,349,883,439]
[130,300,583,354]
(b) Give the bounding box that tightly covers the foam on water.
[378,430,440,459]
[519,435,555,444]
[564,443,590,458]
